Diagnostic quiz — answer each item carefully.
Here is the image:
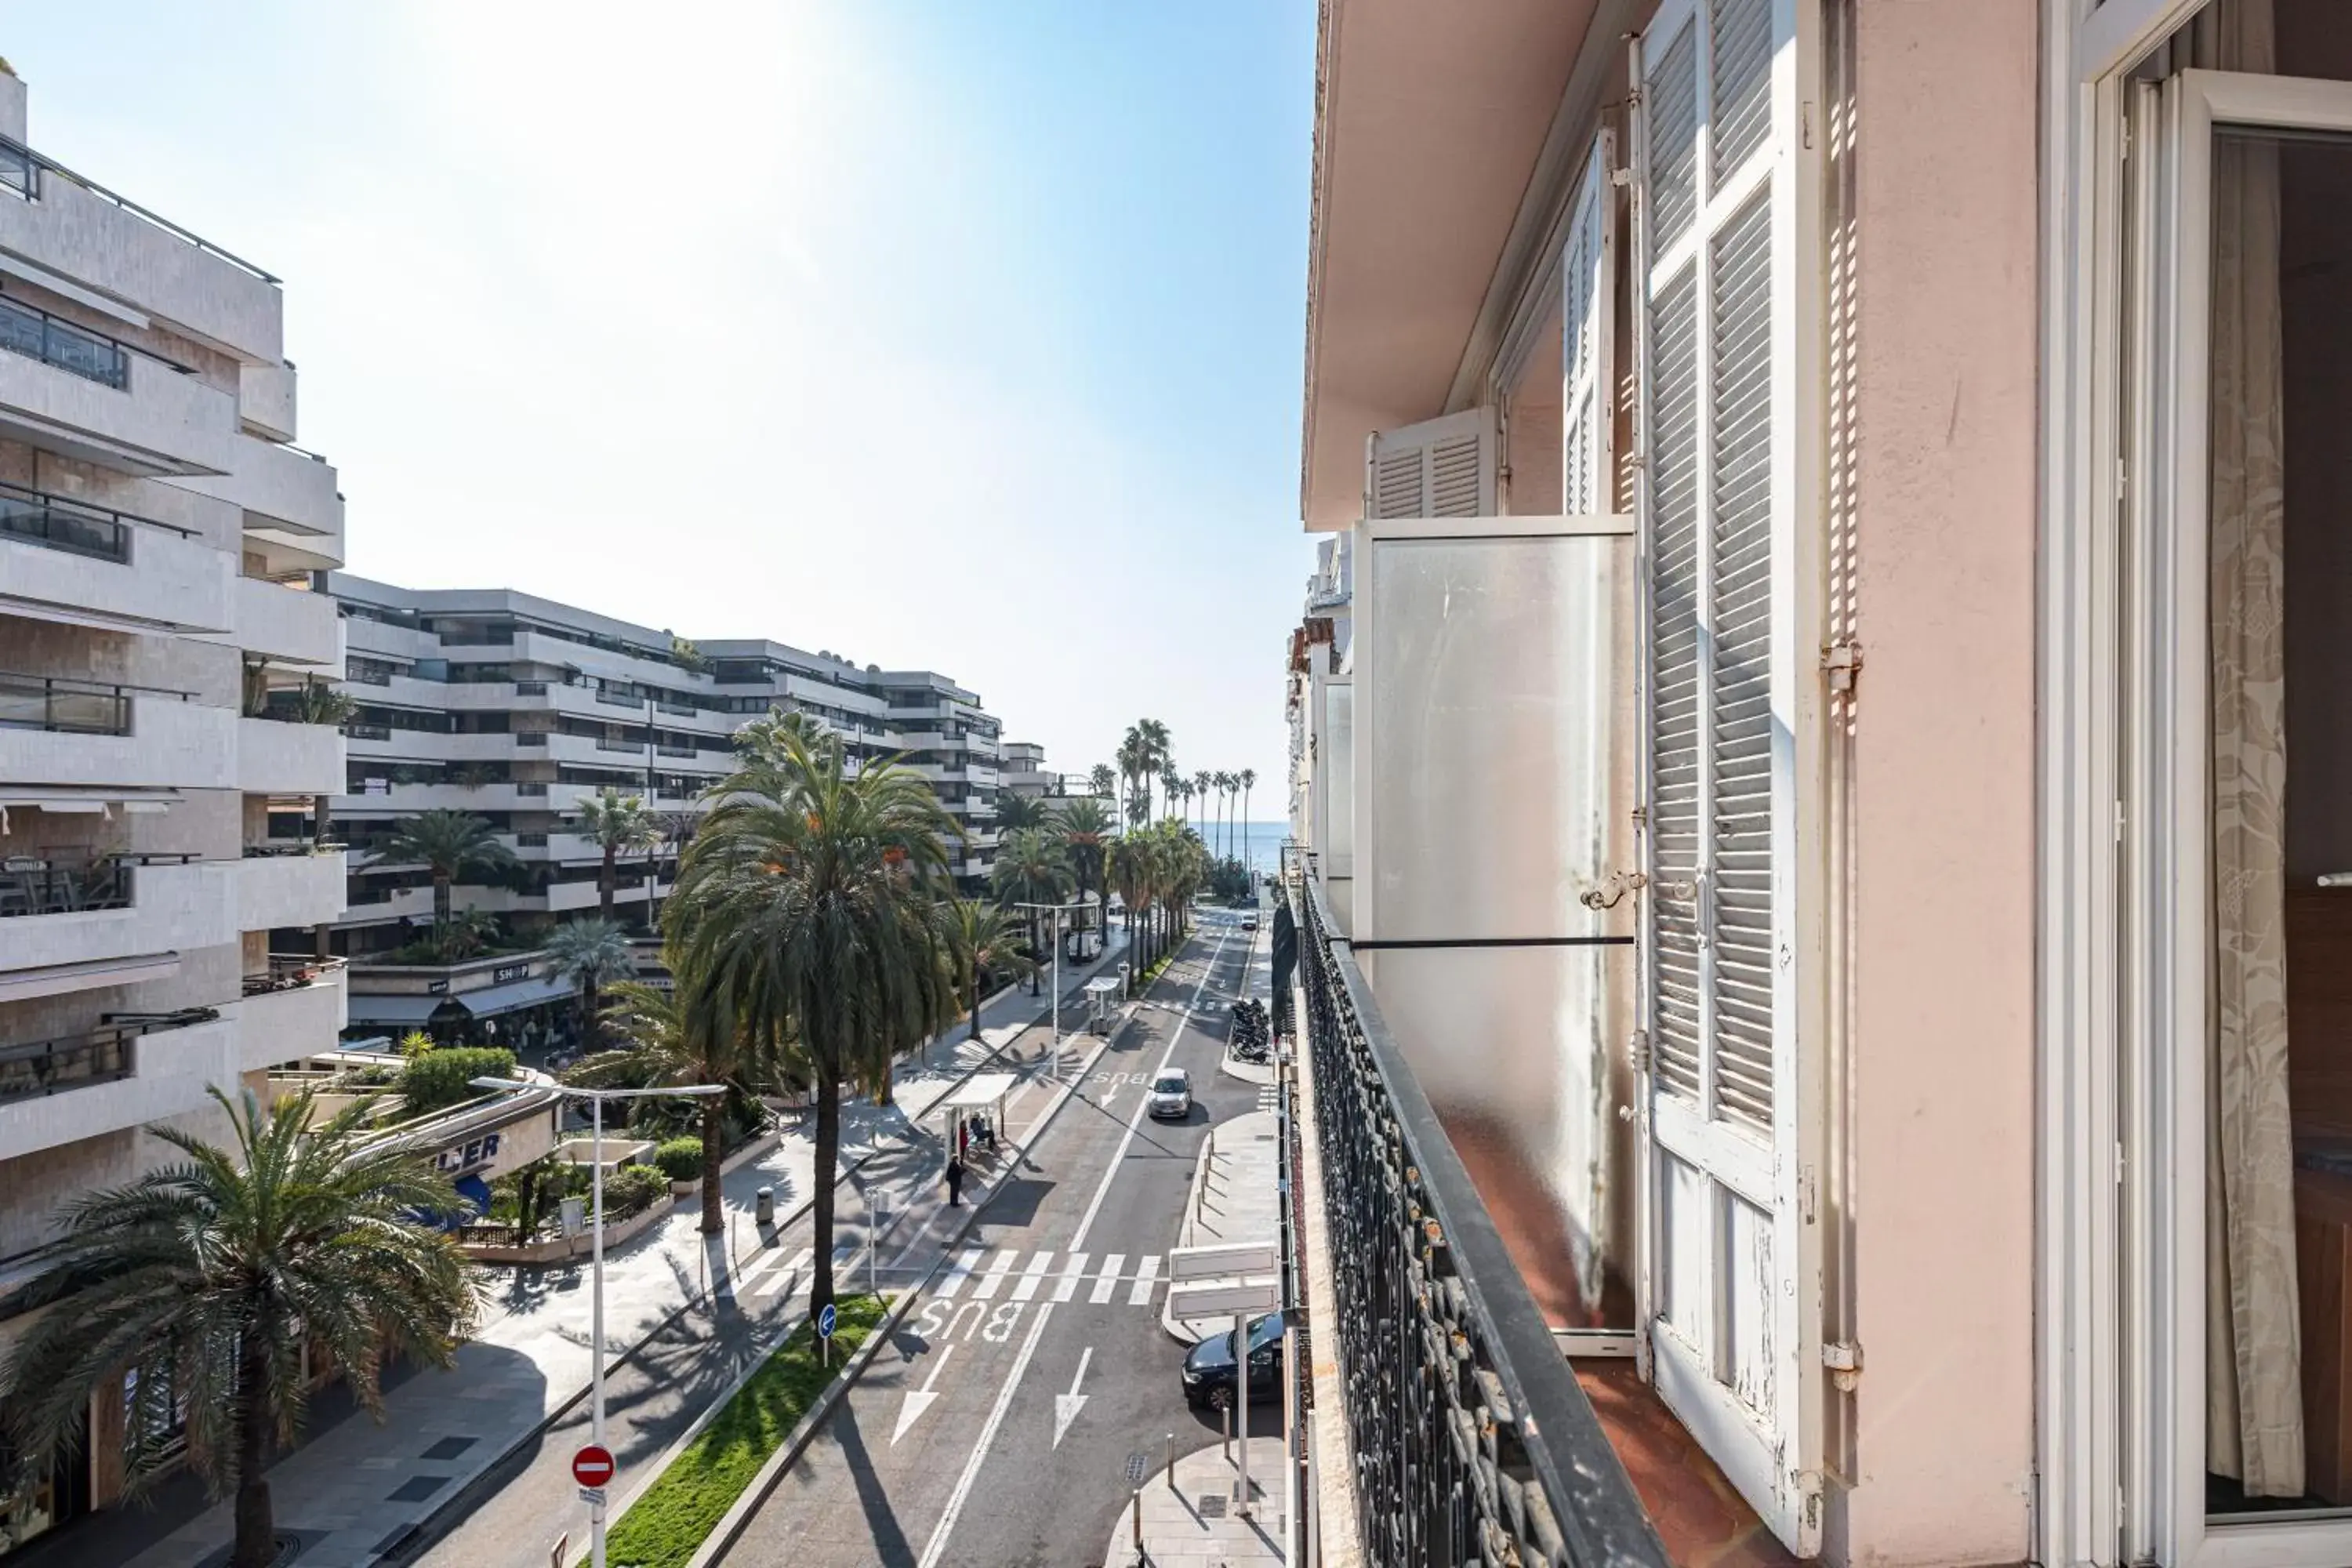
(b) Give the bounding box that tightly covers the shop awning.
[343,993,451,1027]
[459,975,576,1018]
[0,786,183,832]
[344,974,575,1028]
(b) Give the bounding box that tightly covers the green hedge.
[397,1047,517,1118]
[604,1163,670,1220]
[595,1294,887,1568]
[652,1137,704,1183]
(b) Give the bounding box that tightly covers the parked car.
[1181,1312,1285,1409]
[1241,913,1259,932]
[1147,1067,1192,1120]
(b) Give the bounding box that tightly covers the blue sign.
[816,1303,837,1341]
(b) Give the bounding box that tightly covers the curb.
[1160,1133,1219,1346]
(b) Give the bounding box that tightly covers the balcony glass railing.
[1294,869,1670,1567]
[0,291,134,390]
[0,670,187,734]
[0,479,194,564]
[0,1007,220,1108]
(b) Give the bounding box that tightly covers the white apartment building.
[330,579,1006,964]
[999,739,1065,799]
[0,66,348,1547]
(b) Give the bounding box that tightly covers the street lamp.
[1015,897,1092,1080]
[473,1076,725,1568]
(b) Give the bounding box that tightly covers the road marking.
[971,1250,1017,1301]
[892,1344,956,1446]
[1128,1254,1161,1306]
[935,1248,983,1298]
[917,929,1234,1568]
[1091,1254,1124,1305]
[745,1247,811,1298]
[1011,1252,1053,1301]
[1053,1346,1094,1448]
[1053,1253,1087,1302]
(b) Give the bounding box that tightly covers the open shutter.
[1564,129,1619,517]
[1635,0,1820,1552]
[1364,407,1497,519]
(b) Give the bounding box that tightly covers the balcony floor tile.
[1574,1361,1799,1568]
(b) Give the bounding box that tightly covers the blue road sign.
[817,1302,838,1340]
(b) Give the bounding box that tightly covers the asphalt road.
[404,947,1169,1568]
[713,913,1263,1568]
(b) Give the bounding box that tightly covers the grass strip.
[596,1293,887,1568]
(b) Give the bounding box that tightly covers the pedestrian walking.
[946,1155,966,1208]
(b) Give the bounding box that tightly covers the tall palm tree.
[1236,768,1258,873]
[666,725,958,1317]
[0,1087,475,1568]
[1137,718,1171,819]
[1088,763,1116,801]
[370,809,515,935]
[570,975,760,1234]
[1203,771,1225,859]
[942,898,1038,1046]
[1153,822,1207,946]
[732,706,829,768]
[1192,769,1213,838]
[546,916,635,1053]
[576,788,661,920]
[1116,729,1151,828]
[1055,797,1114,938]
[996,793,1051,834]
[992,826,1075,994]
[1108,831,1158,989]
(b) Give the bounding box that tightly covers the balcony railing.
[0,669,189,735]
[0,132,278,284]
[0,851,134,918]
[0,289,142,390]
[0,1007,221,1108]
[0,478,195,564]
[515,680,550,696]
[241,953,345,997]
[1294,873,1669,1567]
[516,732,548,747]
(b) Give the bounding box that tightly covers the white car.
[1241,913,1260,933]
[1148,1068,1193,1120]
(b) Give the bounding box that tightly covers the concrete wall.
[1831,1,2038,1562]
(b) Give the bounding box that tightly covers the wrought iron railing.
[1295,873,1668,1566]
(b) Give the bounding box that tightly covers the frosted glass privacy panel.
[1359,532,1632,943]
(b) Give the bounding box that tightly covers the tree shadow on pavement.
[832,1405,918,1566]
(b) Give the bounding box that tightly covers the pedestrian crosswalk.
[930,1247,1168,1308]
[1255,1084,1280,1115]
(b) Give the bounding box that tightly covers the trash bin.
[755,1186,775,1228]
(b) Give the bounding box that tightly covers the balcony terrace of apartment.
[238,713,344,797]
[0,132,282,364]
[234,955,346,1071]
[229,575,342,670]
[341,873,665,922]
[331,780,608,815]
[0,846,343,993]
[0,478,236,637]
[0,291,240,477]
[0,670,235,791]
[0,1007,233,1163]
[169,434,344,554]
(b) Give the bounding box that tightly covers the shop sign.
[493,962,531,983]
[436,1133,503,1176]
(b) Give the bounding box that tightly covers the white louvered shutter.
[1563,130,1618,516]
[1364,407,1497,520]
[1635,0,1818,1552]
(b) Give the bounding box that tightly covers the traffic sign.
[816,1302,838,1340]
[572,1444,615,1489]
[575,1486,606,1508]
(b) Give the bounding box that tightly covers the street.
[713,912,1267,1567]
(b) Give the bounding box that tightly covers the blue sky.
[5,2,1315,811]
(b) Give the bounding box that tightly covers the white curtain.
[2201,0,2303,1498]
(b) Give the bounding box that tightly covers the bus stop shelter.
[1083,976,1123,1033]
[941,1071,1018,1159]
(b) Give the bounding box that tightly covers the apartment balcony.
[237,715,343,797]
[0,676,236,790]
[234,848,347,930]
[0,1008,236,1163]
[0,856,231,994]
[339,882,434,924]
[234,575,341,668]
[334,781,597,815]
[0,298,238,477]
[172,434,343,552]
[0,481,232,635]
[234,957,345,1072]
[0,133,282,363]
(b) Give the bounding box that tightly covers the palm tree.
[1116,729,1151,828]
[576,788,661,920]
[732,706,829,768]
[1136,718,1171,820]
[0,1087,475,1568]
[1108,830,1158,989]
[1055,797,1114,939]
[996,793,1052,834]
[942,898,1038,1046]
[1152,822,1207,946]
[370,809,515,935]
[1088,763,1116,801]
[666,724,958,1318]
[1236,768,1258,873]
[570,975,759,1234]
[991,826,1075,994]
[546,916,635,1053]
[1192,769,1213,838]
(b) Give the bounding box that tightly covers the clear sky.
[6,2,1316,811]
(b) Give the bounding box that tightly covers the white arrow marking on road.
[1053,1347,1094,1449]
[892,1344,956,1446]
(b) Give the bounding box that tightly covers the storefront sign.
[426,979,449,994]
[435,1132,502,1176]
[493,962,531,983]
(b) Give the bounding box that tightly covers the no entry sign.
[572,1444,615,1489]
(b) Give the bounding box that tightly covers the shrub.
[398,1029,436,1061]
[604,1162,670,1220]
[397,1047,517,1118]
[652,1137,704,1183]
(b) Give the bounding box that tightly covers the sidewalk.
[1101,1439,1287,1567]
[1163,1107,1283,1344]
[99,935,1135,1568]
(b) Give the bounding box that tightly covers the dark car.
[1181,1311,1284,1409]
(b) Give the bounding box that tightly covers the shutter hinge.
[1611,165,1635,187]
[1630,1029,1651,1074]
[2116,1138,2127,1186]
[2115,798,2126,844]
[1824,1340,1864,1392]
[1821,639,1864,695]
[2121,117,2131,162]
[1798,1163,1817,1223]
[1632,803,1650,828]
[1580,869,1648,909]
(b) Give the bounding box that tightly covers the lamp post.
[1016,898,1091,1081]
[474,1076,725,1568]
